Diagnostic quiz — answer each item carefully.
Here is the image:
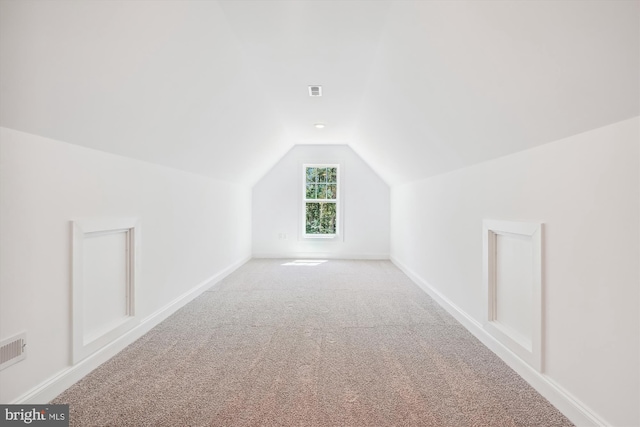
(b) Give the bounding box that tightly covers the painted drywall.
[0,0,290,186]
[390,117,640,426]
[3,1,637,187]
[252,145,389,259]
[0,127,252,403]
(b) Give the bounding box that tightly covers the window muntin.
[303,165,338,236]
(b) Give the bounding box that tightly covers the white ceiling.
[1,0,638,186]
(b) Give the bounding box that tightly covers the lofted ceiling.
[1,0,638,186]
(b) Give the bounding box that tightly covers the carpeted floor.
[52,259,573,426]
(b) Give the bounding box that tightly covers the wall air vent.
[0,333,27,371]
[308,85,322,97]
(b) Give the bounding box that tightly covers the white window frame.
[301,163,340,239]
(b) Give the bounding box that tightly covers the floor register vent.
[0,333,27,370]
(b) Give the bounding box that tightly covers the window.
[303,164,339,237]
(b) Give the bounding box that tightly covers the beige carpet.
[52,259,573,426]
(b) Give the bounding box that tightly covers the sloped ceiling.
[1,0,638,186]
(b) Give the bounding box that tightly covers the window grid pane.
[317,184,327,199]
[306,168,318,183]
[306,184,316,199]
[318,168,328,183]
[305,202,337,235]
[328,168,337,183]
[327,184,336,199]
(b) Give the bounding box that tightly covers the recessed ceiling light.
[314,123,326,129]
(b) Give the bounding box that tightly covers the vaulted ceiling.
[1,0,638,186]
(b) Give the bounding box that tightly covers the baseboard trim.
[11,255,251,405]
[390,255,609,427]
[252,252,389,260]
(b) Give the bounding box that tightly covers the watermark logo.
[0,405,68,426]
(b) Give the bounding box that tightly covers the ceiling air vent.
[308,85,322,97]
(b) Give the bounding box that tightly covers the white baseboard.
[11,255,251,405]
[252,252,389,260]
[390,256,609,427]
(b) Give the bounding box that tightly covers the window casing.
[302,164,339,238]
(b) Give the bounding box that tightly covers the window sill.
[302,234,338,240]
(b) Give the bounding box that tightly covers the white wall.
[390,117,640,427]
[252,145,389,259]
[0,127,252,403]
